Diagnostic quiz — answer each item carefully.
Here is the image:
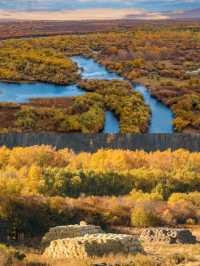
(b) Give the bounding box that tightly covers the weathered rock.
[42,223,103,246]
[44,233,144,259]
[140,228,196,244]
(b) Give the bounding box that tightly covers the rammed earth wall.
[140,228,196,244]
[0,133,199,152]
[44,233,144,259]
[42,224,103,246]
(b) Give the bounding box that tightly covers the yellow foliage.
[0,146,199,198]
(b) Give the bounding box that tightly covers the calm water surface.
[134,84,173,133]
[0,82,84,103]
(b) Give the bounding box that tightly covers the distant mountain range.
[126,8,200,20]
[168,8,200,19]
[0,8,199,21]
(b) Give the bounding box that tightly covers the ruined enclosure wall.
[44,233,143,259]
[0,133,199,152]
[42,225,103,245]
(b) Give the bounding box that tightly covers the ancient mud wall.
[44,233,143,259]
[42,224,103,246]
[0,133,199,152]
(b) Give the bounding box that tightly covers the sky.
[0,0,200,11]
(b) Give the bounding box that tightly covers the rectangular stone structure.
[42,224,103,246]
[140,228,196,244]
[44,233,143,259]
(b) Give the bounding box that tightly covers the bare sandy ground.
[0,8,169,21]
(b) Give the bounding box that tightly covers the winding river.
[0,56,173,133]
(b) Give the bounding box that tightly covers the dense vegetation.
[0,81,148,133]
[87,30,200,132]
[0,22,200,132]
[0,39,79,84]
[172,94,200,132]
[78,80,150,133]
[0,146,200,198]
[15,94,105,133]
[0,95,105,133]
[0,146,200,243]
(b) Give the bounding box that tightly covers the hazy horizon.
[0,1,199,21]
[0,0,200,12]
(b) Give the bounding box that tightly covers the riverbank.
[0,53,150,134]
[0,51,173,133]
[0,26,199,133]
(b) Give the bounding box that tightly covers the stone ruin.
[43,223,197,260]
[42,221,103,246]
[44,233,144,259]
[43,222,143,259]
[140,228,197,244]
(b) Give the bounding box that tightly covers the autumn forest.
[0,18,200,266]
[0,21,199,133]
[1,146,200,237]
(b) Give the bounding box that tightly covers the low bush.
[0,244,25,266]
[131,205,161,227]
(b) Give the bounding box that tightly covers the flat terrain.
[0,19,200,40]
[0,20,199,133]
[2,228,200,266]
